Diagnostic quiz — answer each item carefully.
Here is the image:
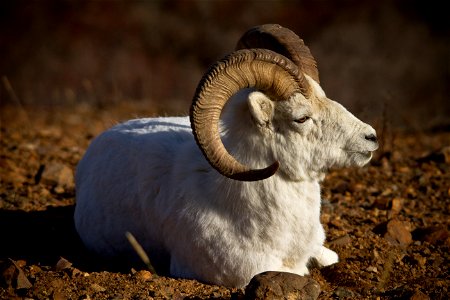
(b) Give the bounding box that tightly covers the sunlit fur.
[74,76,378,288]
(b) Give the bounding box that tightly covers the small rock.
[333,287,356,298]
[409,290,430,300]
[384,219,413,248]
[397,166,411,174]
[390,198,404,215]
[90,283,106,293]
[15,260,27,268]
[55,257,72,272]
[16,271,32,289]
[330,234,351,246]
[373,249,380,261]
[54,186,66,194]
[134,270,152,281]
[366,266,378,273]
[405,186,417,198]
[412,253,426,267]
[9,260,32,289]
[70,267,83,278]
[39,187,52,197]
[41,162,74,189]
[330,217,345,229]
[29,265,42,277]
[245,271,320,300]
[39,127,62,138]
[352,183,366,192]
[373,197,390,210]
[50,278,64,289]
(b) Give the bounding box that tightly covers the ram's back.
[74,116,193,258]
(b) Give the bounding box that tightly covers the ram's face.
[268,80,378,181]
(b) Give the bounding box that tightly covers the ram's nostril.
[365,133,378,143]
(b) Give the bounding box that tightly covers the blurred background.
[1,0,449,130]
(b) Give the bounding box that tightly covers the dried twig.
[2,76,30,126]
[125,231,158,276]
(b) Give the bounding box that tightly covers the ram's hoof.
[245,271,320,300]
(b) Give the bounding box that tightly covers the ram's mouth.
[344,149,373,159]
[345,149,370,154]
[358,151,373,159]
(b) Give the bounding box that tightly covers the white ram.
[74,24,378,288]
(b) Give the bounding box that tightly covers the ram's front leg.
[313,246,338,267]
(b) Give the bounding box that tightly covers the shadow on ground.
[0,206,108,272]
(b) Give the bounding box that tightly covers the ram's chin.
[337,150,373,168]
[351,151,373,167]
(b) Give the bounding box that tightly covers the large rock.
[245,271,320,300]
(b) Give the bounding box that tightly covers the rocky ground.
[0,103,449,299]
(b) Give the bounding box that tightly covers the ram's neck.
[216,91,322,222]
[214,174,321,223]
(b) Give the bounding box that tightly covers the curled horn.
[190,49,303,181]
[236,23,320,91]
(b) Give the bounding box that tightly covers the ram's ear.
[248,91,274,127]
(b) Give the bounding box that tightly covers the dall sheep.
[74,24,379,288]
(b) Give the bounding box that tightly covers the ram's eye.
[294,116,310,124]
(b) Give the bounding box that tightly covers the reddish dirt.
[0,103,449,299]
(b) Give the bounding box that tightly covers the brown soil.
[0,104,449,299]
